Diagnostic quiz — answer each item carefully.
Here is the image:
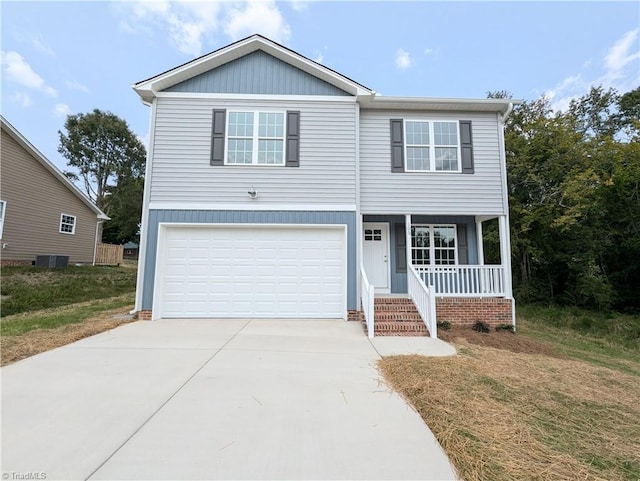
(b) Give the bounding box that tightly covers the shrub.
[472,321,491,333]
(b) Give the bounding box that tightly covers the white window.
[59,214,76,235]
[226,111,285,165]
[411,225,457,265]
[0,200,6,238]
[405,121,460,172]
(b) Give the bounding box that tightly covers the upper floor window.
[411,225,457,265]
[0,200,6,238]
[59,214,76,235]
[227,111,285,165]
[405,120,460,172]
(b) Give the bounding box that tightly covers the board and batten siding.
[359,110,506,215]
[166,50,350,96]
[141,210,358,311]
[150,97,357,206]
[0,129,99,263]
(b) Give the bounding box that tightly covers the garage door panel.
[157,225,345,319]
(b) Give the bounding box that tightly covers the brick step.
[374,304,419,311]
[362,321,429,336]
[374,298,413,305]
[374,313,423,322]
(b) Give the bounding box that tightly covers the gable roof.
[0,116,109,220]
[133,34,373,103]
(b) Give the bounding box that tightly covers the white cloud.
[313,46,327,64]
[603,28,640,82]
[1,50,57,97]
[223,1,291,43]
[289,0,308,12]
[9,91,33,108]
[66,80,90,94]
[118,0,291,57]
[31,34,55,57]
[424,48,433,56]
[54,103,71,118]
[546,29,640,112]
[395,48,412,70]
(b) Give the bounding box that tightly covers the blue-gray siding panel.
[142,210,357,311]
[166,50,350,96]
[363,215,478,294]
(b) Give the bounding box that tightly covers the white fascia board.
[358,95,522,113]
[154,92,358,103]
[0,116,109,220]
[359,208,506,217]
[148,203,357,212]
[133,35,371,102]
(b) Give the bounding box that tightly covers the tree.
[58,109,146,243]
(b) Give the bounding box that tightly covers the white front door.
[363,223,390,292]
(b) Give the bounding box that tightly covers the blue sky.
[1,1,639,173]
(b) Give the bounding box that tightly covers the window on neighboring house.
[0,200,6,238]
[59,214,76,235]
[405,121,460,172]
[411,225,457,265]
[227,111,285,165]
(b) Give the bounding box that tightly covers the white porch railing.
[360,265,375,339]
[413,265,505,297]
[408,265,437,339]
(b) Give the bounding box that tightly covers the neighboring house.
[0,117,109,266]
[132,35,518,337]
[123,241,139,259]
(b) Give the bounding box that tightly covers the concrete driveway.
[1,319,457,480]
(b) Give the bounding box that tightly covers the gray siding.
[142,210,357,310]
[166,50,350,96]
[364,215,478,294]
[150,97,357,206]
[359,110,506,215]
[0,129,98,264]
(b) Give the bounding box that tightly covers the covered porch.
[358,214,514,338]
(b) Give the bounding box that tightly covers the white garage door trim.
[152,223,348,320]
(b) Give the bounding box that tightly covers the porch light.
[248,186,258,199]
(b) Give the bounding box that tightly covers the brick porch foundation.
[436,297,513,326]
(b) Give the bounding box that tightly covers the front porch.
[359,214,514,338]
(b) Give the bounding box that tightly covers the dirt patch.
[438,324,566,358]
[1,307,136,366]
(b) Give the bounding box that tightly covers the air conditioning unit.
[35,255,70,268]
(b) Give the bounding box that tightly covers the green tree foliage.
[58,109,146,244]
[500,86,640,311]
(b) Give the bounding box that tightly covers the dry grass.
[1,304,136,366]
[379,337,640,481]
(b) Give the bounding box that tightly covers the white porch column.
[405,214,412,271]
[498,215,513,298]
[356,213,363,310]
[476,218,484,266]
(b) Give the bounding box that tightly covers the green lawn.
[1,265,137,316]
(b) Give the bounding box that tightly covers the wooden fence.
[95,243,124,266]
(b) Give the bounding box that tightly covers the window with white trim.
[0,200,6,238]
[411,225,457,265]
[405,120,460,172]
[59,214,76,235]
[226,111,285,165]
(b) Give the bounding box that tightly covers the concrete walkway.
[1,320,457,480]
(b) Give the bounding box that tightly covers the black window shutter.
[210,109,226,166]
[395,223,407,273]
[390,119,404,173]
[460,120,474,174]
[457,224,468,264]
[286,111,300,167]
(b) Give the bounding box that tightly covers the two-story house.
[132,35,517,338]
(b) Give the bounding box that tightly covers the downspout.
[355,100,362,314]
[497,103,516,329]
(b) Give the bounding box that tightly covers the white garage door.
[155,225,346,319]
